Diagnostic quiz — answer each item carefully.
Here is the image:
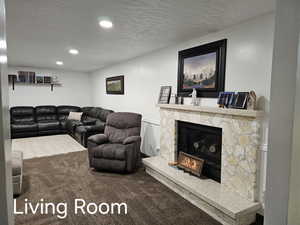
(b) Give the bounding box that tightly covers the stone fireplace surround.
[143,104,263,225]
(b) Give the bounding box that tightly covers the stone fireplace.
[143,104,263,225]
[177,121,222,183]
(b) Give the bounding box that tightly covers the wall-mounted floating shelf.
[8,71,62,91]
[9,79,62,91]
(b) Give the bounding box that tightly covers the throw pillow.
[68,112,83,121]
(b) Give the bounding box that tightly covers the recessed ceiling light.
[0,40,7,49]
[0,55,7,64]
[56,61,64,66]
[99,19,113,29]
[69,49,79,55]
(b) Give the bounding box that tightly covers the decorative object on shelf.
[169,93,177,104]
[217,92,234,108]
[36,76,44,84]
[177,152,204,177]
[28,72,35,83]
[247,91,257,110]
[158,86,172,104]
[43,76,52,84]
[52,75,59,84]
[106,75,124,95]
[18,74,26,83]
[229,92,249,109]
[177,39,227,98]
[177,96,184,104]
[17,71,36,83]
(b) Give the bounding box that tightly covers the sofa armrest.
[85,124,105,133]
[88,134,109,145]
[65,119,83,133]
[123,136,141,145]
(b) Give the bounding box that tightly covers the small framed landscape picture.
[158,86,172,104]
[106,75,124,95]
[43,76,52,84]
[36,76,44,84]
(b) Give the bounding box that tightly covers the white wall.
[90,14,275,205]
[8,66,92,107]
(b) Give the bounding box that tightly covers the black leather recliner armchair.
[87,112,142,173]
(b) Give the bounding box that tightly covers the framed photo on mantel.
[177,39,227,98]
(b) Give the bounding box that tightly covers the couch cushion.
[93,143,126,160]
[60,120,67,130]
[35,105,57,122]
[10,107,35,123]
[106,112,141,129]
[11,122,38,133]
[105,113,142,143]
[81,107,113,122]
[57,105,81,121]
[38,121,60,131]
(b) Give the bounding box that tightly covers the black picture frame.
[36,76,44,84]
[177,39,227,98]
[106,75,124,95]
[158,86,172,104]
[43,76,52,84]
[229,92,249,109]
[217,92,234,108]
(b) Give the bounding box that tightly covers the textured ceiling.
[7,0,275,72]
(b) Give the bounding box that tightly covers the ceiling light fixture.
[56,61,64,66]
[69,49,79,55]
[99,19,113,29]
[0,55,7,64]
[0,40,7,49]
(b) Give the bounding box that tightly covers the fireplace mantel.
[157,104,264,118]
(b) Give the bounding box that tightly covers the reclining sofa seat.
[57,105,82,132]
[74,107,113,147]
[10,106,37,138]
[35,105,60,136]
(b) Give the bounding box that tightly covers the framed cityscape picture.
[177,39,227,98]
[106,75,124,95]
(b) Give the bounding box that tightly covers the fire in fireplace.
[177,121,222,183]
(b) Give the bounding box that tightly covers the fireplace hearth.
[177,121,222,182]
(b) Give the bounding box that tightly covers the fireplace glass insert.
[177,121,222,183]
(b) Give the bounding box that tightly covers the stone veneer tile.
[159,108,261,201]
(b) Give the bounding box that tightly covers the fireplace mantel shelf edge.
[157,104,264,118]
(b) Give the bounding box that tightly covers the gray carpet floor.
[15,151,223,225]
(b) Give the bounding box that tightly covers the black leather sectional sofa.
[10,105,113,146]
